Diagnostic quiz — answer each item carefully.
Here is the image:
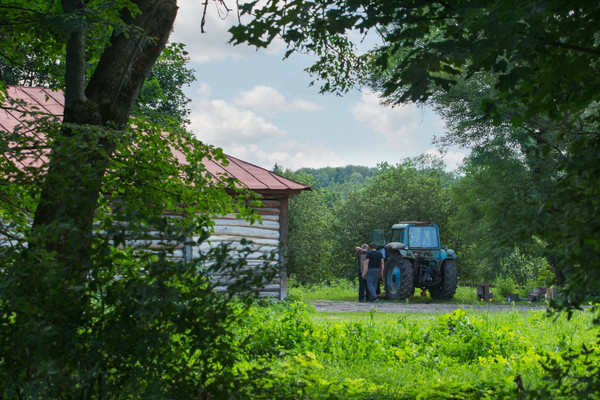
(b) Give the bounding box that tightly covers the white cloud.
[171,0,285,64]
[292,99,323,112]
[425,149,467,171]
[195,83,212,98]
[233,86,287,115]
[233,86,323,116]
[189,98,286,146]
[227,141,346,170]
[351,91,421,148]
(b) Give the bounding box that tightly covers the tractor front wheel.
[384,255,414,300]
[429,260,458,300]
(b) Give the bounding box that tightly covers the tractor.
[372,222,458,300]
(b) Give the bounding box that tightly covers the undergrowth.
[231,300,599,399]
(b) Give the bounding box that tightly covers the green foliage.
[431,72,596,295]
[0,242,278,399]
[230,301,598,399]
[132,42,196,131]
[0,0,137,87]
[533,264,556,290]
[528,322,600,399]
[495,275,518,299]
[296,165,377,190]
[0,113,272,398]
[499,247,551,291]
[277,170,336,285]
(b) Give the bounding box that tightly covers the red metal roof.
[1,86,310,195]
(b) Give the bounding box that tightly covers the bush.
[0,243,276,400]
[495,275,518,298]
[498,247,550,291]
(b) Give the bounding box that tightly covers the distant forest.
[295,165,378,188]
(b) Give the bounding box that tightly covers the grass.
[288,279,357,302]
[289,280,537,306]
[236,299,600,399]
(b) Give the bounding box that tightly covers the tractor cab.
[373,222,441,250]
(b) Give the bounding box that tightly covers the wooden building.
[0,86,310,299]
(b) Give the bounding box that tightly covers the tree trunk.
[31,0,178,270]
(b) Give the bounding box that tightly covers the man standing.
[363,242,384,302]
[356,244,369,302]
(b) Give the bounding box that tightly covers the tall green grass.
[232,300,599,399]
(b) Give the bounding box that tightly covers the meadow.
[228,284,599,399]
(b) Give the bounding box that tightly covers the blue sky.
[171,0,467,171]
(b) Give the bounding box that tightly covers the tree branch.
[540,39,600,56]
[86,0,179,126]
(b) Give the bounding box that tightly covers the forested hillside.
[296,165,378,189]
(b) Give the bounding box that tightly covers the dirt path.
[312,300,547,314]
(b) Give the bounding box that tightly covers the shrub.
[495,275,518,298]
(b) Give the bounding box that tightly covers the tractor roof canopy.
[391,222,436,229]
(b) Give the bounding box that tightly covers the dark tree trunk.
[31,0,179,270]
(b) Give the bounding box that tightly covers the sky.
[170,0,467,171]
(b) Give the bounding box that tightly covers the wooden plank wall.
[190,199,286,299]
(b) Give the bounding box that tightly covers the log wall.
[188,198,287,299]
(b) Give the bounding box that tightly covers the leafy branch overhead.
[231,1,600,118]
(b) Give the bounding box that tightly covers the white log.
[171,249,184,258]
[213,218,280,230]
[258,292,280,298]
[210,268,281,277]
[197,249,279,259]
[200,260,279,269]
[197,250,277,260]
[199,236,280,246]
[255,207,280,216]
[260,284,282,291]
[218,213,279,222]
[211,226,280,239]
[122,239,184,249]
[257,199,280,208]
[214,284,281,293]
[198,242,278,252]
[260,215,279,222]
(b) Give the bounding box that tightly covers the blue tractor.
[373,222,458,300]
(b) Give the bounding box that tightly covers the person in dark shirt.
[363,242,384,302]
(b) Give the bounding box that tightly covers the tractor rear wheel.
[429,260,458,300]
[384,255,414,300]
